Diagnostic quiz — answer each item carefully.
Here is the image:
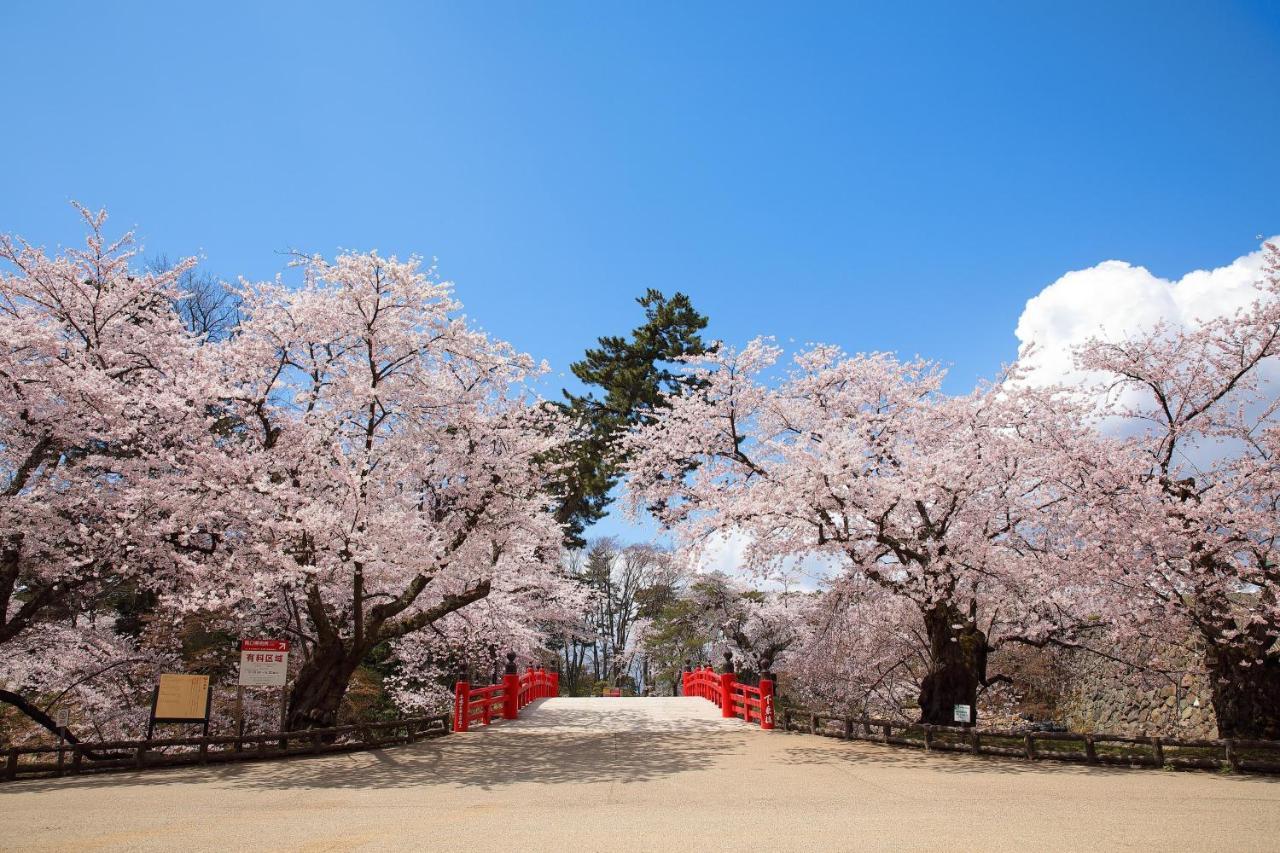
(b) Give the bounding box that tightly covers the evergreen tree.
[552,289,709,547]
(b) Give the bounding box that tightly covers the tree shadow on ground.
[0,701,753,795]
[773,731,1280,784]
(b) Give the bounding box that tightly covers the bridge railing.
[453,654,558,733]
[681,652,774,730]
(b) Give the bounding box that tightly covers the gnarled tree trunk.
[285,639,370,731]
[917,603,987,727]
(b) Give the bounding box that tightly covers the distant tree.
[551,290,709,547]
[147,254,241,341]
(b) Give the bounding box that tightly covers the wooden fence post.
[1084,735,1097,765]
[5,748,17,781]
[1151,737,1164,768]
[971,729,981,755]
[844,717,854,740]
[1023,733,1037,760]
[1218,737,1239,768]
[923,725,933,751]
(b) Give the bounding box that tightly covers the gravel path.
[3,697,1278,852]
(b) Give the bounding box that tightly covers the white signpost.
[953,703,972,724]
[239,639,289,687]
[237,639,291,736]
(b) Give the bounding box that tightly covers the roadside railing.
[453,657,558,733]
[781,709,1280,774]
[2,715,449,783]
[682,652,775,730]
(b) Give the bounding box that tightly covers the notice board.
[153,673,211,722]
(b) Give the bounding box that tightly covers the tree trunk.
[916,603,986,727]
[285,639,368,730]
[1203,642,1280,740]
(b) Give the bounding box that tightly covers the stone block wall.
[1057,648,1218,739]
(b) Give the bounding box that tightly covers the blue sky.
[4,2,1278,543]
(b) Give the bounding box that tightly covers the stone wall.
[1058,648,1218,739]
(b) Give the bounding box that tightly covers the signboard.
[953,704,972,724]
[154,674,211,721]
[54,708,70,728]
[239,639,290,687]
[148,673,212,739]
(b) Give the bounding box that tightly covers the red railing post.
[720,652,736,719]
[551,670,560,697]
[502,652,519,720]
[682,660,691,696]
[453,677,471,733]
[759,658,775,730]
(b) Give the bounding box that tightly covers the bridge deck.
[3,697,1278,851]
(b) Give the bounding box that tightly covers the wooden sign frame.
[146,674,214,739]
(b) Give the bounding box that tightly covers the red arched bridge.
[453,651,775,733]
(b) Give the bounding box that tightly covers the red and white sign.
[238,639,290,687]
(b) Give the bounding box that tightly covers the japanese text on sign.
[238,639,290,687]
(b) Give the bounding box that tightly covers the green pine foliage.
[551,289,709,547]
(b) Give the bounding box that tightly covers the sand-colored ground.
[2,697,1278,852]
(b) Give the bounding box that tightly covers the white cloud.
[693,528,839,592]
[1015,238,1277,388]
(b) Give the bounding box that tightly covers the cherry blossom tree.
[0,207,215,694]
[1056,242,1280,738]
[200,250,569,729]
[624,341,1100,725]
[0,617,161,743]
[782,575,923,719]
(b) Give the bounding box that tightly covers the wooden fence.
[780,709,1280,774]
[2,714,449,783]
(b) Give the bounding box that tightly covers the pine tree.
[552,289,709,547]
